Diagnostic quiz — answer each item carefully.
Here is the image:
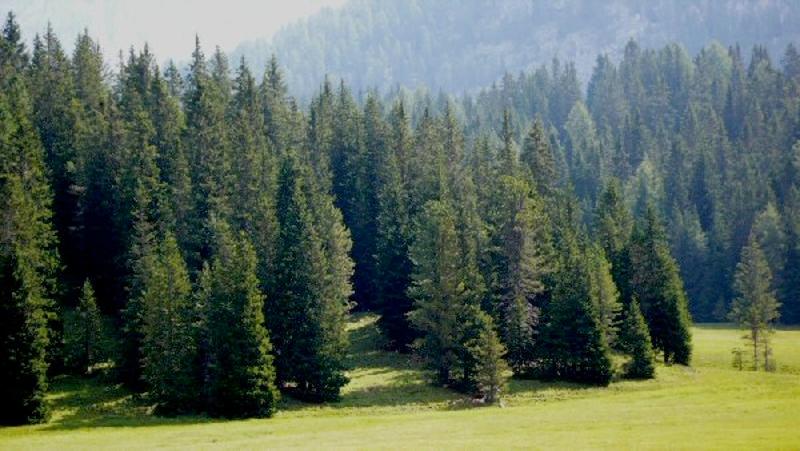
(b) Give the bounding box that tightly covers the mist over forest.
[232,0,800,98]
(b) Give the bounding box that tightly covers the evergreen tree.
[29,26,80,296]
[150,67,191,251]
[305,178,354,401]
[183,37,231,269]
[630,206,693,365]
[619,299,656,379]
[499,109,517,176]
[348,94,385,309]
[586,244,622,347]
[271,151,350,401]
[533,232,613,385]
[64,279,103,373]
[375,135,414,349]
[487,176,550,375]
[260,54,291,153]
[729,233,781,371]
[467,312,510,404]
[750,203,786,304]
[140,233,199,414]
[520,118,557,197]
[70,31,118,311]
[201,221,279,417]
[229,57,278,291]
[0,66,59,424]
[407,200,469,386]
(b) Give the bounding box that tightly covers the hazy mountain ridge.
[232,0,800,99]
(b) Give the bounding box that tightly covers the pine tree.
[271,151,350,401]
[260,54,291,153]
[0,65,59,424]
[487,176,550,375]
[586,244,622,347]
[140,233,199,414]
[348,94,385,309]
[630,206,693,365]
[183,37,231,270]
[201,221,279,417]
[150,67,191,252]
[751,203,786,305]
[375,138,414,350]
[499,109,517,176]
[467,312,510,404]
[64,279,103,373]
[520,118,557,197]
[70,30,117,311]
[533,232,613,385]
[729,233,781,371]
[408,200,469,386]
[29,26,80,297]
[229,57,278,291]
[305,179,353,401]
[594,179,634,309]
[118,190,156,388]
[619,299,656,379]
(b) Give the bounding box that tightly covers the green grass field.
[1,315,799,450]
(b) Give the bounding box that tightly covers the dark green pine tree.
[271,151,350,401]
[0,61,59,424]
[520,118,558,197]
[630,206,693,365]
[499,109,518,177]
[260,54,291,153]
[183,37,231,270]
[116,51,171,387]
[64,279,103,373]
[375,134,414,350]
[29,26,81,297]
[140,233,199,414]
[533,231,613,386]
[594,179,634,309]
[783,169,800,323]
[70,30,118,311]
[467,311,510,404]
[307,77,335,190]
[201,221,279,417]
[407,200,467,386]
[618,298,656,379]
[329,81,362,231]
[304,173,354,401]
[470,134,496,221]
[229,57,278,290]
[0,12,27,74]
[488,176,550,375]
[586,244,622,348]
[407,108,445,216]
[118,187,158,388]
[729,233,781,371]
[150,66,191,252]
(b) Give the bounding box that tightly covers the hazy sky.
[1,0,346,62]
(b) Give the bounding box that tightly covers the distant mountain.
[231,0,800,99]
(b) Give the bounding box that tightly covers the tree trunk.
[752,328,759,371]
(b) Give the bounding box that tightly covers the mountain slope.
[232,0,800,99]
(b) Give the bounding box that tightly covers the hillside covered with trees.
[1,5,798,427]
[232,0,800,98]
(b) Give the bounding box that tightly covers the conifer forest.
[1,1,799,448]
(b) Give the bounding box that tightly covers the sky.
[1,0,346,62]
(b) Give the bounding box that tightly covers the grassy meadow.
[1,315,799,450]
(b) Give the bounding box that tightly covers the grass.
[1,315,799,449]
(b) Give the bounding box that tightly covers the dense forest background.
[1,0,799,425]
[232,0,800,98]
